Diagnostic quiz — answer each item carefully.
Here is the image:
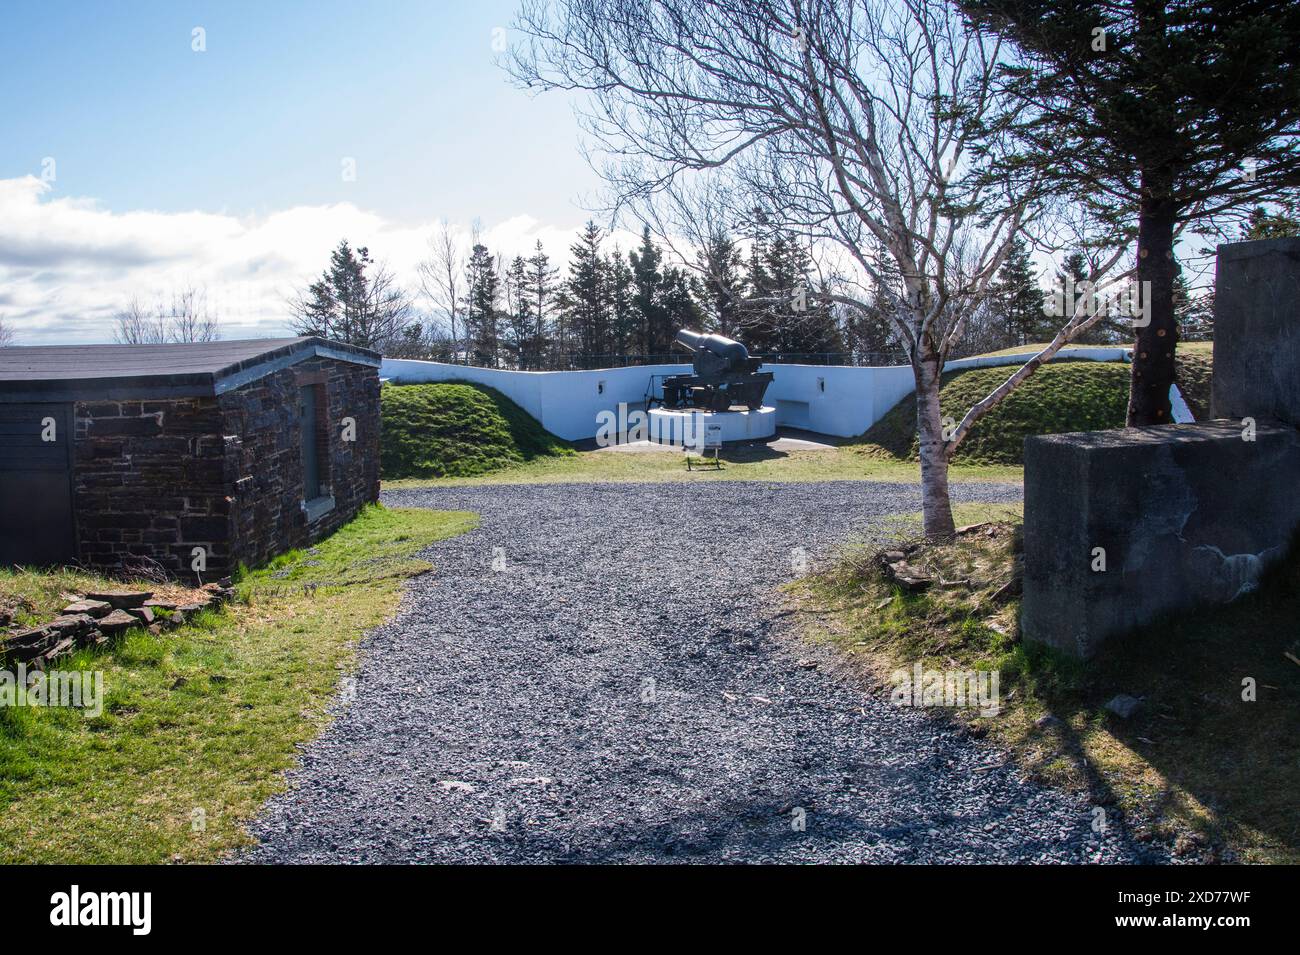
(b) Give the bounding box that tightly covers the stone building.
[0,337,381,577]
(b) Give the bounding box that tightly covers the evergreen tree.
[691,228,747,336]
[562,221,610,366]
[739,227,840,356]
[963,0,1300,424]
[463,243,501,366]
[501,255,534,368]
[289,240,413,350]
[1240,204,1300,241]
[991,236,1042,347]
[629,225,669,356]
[606,251,637,360]
[525,240,559,368]
[658,264,702,348]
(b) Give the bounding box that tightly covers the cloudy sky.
[0,0,622,345]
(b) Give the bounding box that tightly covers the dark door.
[299,386,320,500]
[0,403,76,567]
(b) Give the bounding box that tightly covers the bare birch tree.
[417,220,464,362]
[508,0,1128,536]
[113,286,221,344]
[0,318,14,348]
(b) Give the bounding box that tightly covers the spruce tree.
[691,228,747,337]
[525,240,558,367]
[502,255,533,368]
[607,251,637,360]
[629,225,667,357]
[963,0,1300,424]
[463,243,501,366]
[991,235,1042,347]
[563,222,610,366]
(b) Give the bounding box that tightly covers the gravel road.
[242,480,1165,864]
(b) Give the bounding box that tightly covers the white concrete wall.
[382,359,690,441]
[381,346,1129,441]
[760,362,916,439]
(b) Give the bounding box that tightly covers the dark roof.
[0,337,381,402]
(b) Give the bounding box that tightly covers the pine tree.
[289,240,413,350]
[606,251,637,360]
[658,265,701,348]
[963,0,1300,424]
[463,243,500,366]
[629,225,668,357]
[562,222,610,367]
[1240,204,1300,241]
[991,235,1042,347]
[501,255,534,368]
[691,228,747,336]
[525,240,558,368]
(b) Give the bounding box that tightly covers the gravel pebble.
[240,479,1167,864]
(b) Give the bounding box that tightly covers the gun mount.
[655,329,774,412]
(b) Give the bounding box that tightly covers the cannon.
[655,329,774,412]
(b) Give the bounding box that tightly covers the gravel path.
[243,480,1164,864]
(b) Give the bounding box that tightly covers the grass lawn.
[796,503,1299,864]
[384,442,1022,489]
[0,503,476,864]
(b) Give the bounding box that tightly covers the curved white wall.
[381,346,1128,441]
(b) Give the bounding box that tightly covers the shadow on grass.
[803,523,1300,863]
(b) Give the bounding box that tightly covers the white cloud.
[0,177,642,345]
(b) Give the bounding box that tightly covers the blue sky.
[0,1,615,343]
[1,0,598,224]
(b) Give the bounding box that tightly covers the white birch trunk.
[914,352,956,539]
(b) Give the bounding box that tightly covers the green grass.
[0,503,477,864]
[961,343,1214,423]
[798,515,1300,864]
[380,380,573,479]
[853,361,1133,465]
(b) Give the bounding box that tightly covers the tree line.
[289,220,850,368]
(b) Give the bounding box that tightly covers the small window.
[299,384,327,501]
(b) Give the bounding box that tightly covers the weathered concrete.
[1211,237,1300,427]
[1022,421,1300,658]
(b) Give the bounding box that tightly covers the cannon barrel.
[673,329,750,364]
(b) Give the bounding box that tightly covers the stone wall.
[72,397,232,575]
[220,356,381,571]
[71,356,380,579]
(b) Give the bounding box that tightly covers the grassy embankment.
[0,504,476,864]
[381,381,572,479]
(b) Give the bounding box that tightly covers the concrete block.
[1022,420,1300,658]
[1211,238,1300,426]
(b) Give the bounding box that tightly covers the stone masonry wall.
[219,356,380,571]
[72,397,232,575]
